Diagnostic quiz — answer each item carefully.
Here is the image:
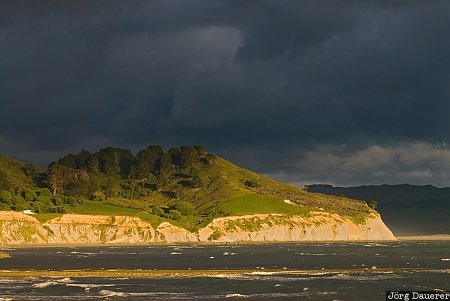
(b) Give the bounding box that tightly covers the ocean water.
[0,241,449,300]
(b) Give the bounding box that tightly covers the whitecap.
[32,281,59,288]
[226,292,336,298]
[66,283,116,292]
[52,277,73,283]
[225,293,249,298]
[99,290,126,297]
[99,290,190,298]
[170,252,182,255]
[441,258,450,261]
[32,277,73,288]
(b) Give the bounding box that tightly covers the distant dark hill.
[309,184,450,236]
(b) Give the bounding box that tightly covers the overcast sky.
[1,1,450,187]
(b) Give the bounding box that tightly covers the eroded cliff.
[0,211,395,245]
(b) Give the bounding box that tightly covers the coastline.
[0,268,441,279]
[0,239,403,249]
[397,234,450,241]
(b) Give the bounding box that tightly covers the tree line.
[47,145,208,198]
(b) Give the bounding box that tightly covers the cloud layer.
[1,1,450,186]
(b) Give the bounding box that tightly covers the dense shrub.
[52,194,65,206]
[0,171,10,190]
[168,209,182,220]
[48,206,66,213]
[37,195,52,205]
[244,179,260,188]
[92,191,106,202]
[37,188,53,198]
[174,201,195,215]
[136,211,152,220]
[0,190,14,204]
[32,202,46,213]
[0,203,10,210]
[22,189,37,202]
[12,195,29,211]
[152,207,165,217]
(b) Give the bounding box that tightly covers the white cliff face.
[45,214,155,244]
[0,212,48,244]
[0,211,395,245]
[155,222,198,242]
[197,213,395,242]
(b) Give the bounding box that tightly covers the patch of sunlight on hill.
[218,193,312,216]
[69,201,142,216]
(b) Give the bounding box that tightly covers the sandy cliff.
[0,211,395,245]
[197,212,395,242]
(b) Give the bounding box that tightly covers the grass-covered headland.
[0,145,374,230]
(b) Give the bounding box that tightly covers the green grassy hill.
[0,156,41,189]
[0,146,374,230]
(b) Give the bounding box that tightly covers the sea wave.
[203,270,399,283]
[32,277,73,288]
[99,290,194,298]
[224,292,337,298]
[66,283,116,292]
[225,293,249,298]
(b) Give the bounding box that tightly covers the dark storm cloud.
[1,1,450,186]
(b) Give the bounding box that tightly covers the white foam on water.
[170,252,183,255]
[99,290,126,297]
[206,274,246,280]
[0,279,28,284]
[53,277,73,283]
[32,277,73,288]
[441,258,450,261]
[225,293,249,298]
[296,252,327,256]
[99,290,193,298]
[225,292,337,298]
[66,283,116,292]
[32,281,60,288]
[328,273,401,281]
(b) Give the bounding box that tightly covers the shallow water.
[0,241,449,300]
